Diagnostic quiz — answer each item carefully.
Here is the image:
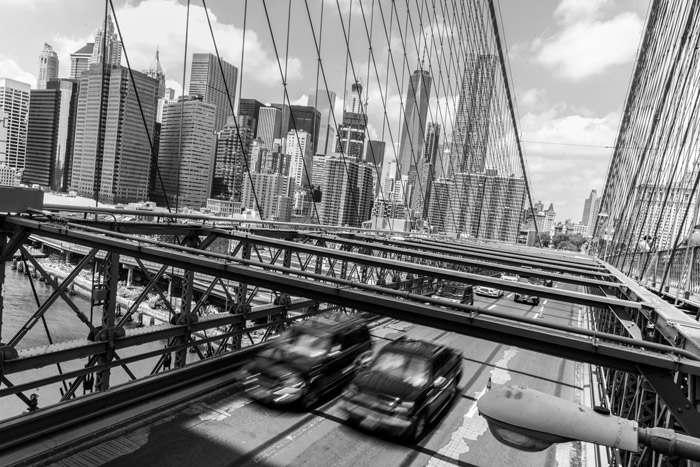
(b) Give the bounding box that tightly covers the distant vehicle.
[500,273,519,282]
[514,287,540,305]
[432,282,474,306]
[475,285,504,298]
[240,313,372,409]
[341,337,462,441]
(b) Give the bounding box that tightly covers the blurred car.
[341,337,462,441]
[241,313,372,409]
[432,282,474,306]
[514,287,540,305]
[475,285,504,298]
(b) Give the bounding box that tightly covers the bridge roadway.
[12,282,585,467]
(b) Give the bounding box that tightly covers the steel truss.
[3,210,700,462]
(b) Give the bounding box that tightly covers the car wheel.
[411,413,427,442]
[534,298,540,305]
[302,380,321,409]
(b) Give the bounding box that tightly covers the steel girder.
[3,217,698,372]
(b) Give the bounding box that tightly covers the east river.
[0,261,187,421]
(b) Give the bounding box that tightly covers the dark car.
[241,313,372,409]
[514,278,541,305]
[341,337,462,441]
[432,282,474,306]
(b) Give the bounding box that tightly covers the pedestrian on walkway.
[682,225,700,248]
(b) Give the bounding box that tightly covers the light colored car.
[475,285,504,298]
[500,273,519,282]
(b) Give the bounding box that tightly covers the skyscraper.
[308,89,336,155]
[286,129,314,187]
[37,43,59,90]
[91,15,122,67]
[272,104,322,154]
[452,54,497,174]
[582,189,600,235]
[47,79,79,191]
[188,53,238,132]
[319,154,373,227]
[211,115,255,201]
[143,48,166,100]
[336,111,367,159]
[238,98,264,137]
[156,96,216,209]
[25,88,60,187]
[70,43,94,80]
[71,67,158,203]
[257,106,285,150]
[0,78,30,174]
[413,122,440,218]
[397,69,431,173]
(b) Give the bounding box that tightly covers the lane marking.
[427,347,519,467]
[487,304,496,310]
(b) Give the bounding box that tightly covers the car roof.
[382,337,444,358]
[294,312,369,335]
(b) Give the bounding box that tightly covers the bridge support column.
[174,269,194,368]
[231,242,251,351]
[96,252,120,392]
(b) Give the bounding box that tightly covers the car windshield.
[281,329,331,358]
[372,351,430,387]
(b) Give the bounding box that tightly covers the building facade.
[156,96,216,210]
[188,53,238,132]
[37,43,59,90]
[451,54,497,175]
[71,66,158,203]
[91,15,122,67]
[211,115,255,201]
[0,78,30,176]
[308,89,336,155]
[70,43,94,80]
[286,129,314,188]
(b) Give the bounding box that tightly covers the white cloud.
[533,6,643,80]
[0,56,36,86]
[553,0,609,24]
[49,0,303,91]
[520,105,620,220]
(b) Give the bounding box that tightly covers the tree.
[538,232,551,248]
[552,233,587,251]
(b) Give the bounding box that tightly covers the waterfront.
[0,261,185,421]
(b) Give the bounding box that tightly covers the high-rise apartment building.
[452,54,497,174]
[156,96,216,210]
[241,171,291,220]
[188,53,238,131]
[397,69,431,173]
[37,43,59,90]
[366,140,385,166]
[308,89,336,155]
[71,66,158,203]
[91,15,122,67]
[211,115,255,201]
[286,129,314,187]
[0,78,31,174]
[70,43,94,79]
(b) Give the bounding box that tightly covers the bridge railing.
[610,247,700,307]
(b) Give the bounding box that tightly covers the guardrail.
[609,246,700,306]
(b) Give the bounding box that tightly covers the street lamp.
[477,386,700,460]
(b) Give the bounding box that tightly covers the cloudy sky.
[0,0,651,222]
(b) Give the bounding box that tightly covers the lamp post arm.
[639,427,700,461]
